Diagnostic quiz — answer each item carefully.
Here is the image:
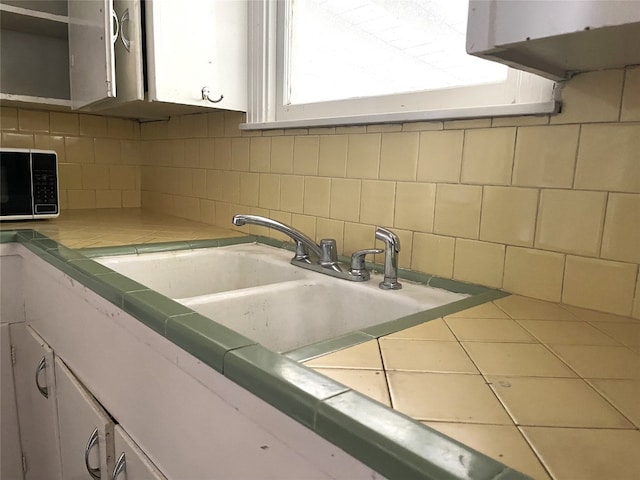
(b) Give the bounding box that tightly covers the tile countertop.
[0,208,245,248]
[3,208,639,480]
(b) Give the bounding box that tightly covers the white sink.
[96,243,468,352]
[180,276,466,352]
[95,244,308,298]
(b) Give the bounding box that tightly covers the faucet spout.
[375,226,402,290]
[232,214,323,259]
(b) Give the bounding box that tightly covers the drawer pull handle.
[35,357,48,398]
[113,452,127,479]
[84,428,101,480]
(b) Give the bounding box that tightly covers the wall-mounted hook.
[201,86,223,103]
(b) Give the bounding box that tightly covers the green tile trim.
[29,238,61,251]
[166,313,257,373]
[78,235,257,258]
[215,235,255,247]
[68,258,114,275]
[224,344,350,428]
[123,290,192,336]
[48,245,87,263]
[134,241,192,254]
[0,230,18,243]
[255,235,295,251]
[90,272,150,308]
[187,239,225,250]
[427,276,491,295]
[34,249,77,276]
[284,331,376,363]
[15,229,48,241]
[79,245,138,258]
[316,390,528,480]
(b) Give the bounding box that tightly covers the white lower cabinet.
[7,322,168,480]
[55,357,115,480]
[1,324,23,480]
[10,323,63,480]
[112,426,167,480]
[57,356,166,480]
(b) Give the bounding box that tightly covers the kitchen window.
[243,0,558,130]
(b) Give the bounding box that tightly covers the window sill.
[240,100,560,131]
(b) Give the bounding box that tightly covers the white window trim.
[243,0,559,131]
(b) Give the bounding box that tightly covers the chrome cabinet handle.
[35,357,48,398]
[120,8,131,52]
[84,428,101,480]
[112,452,126,480]
[201,86,224,103]
[111,9,120,44]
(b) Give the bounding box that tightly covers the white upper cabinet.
[0,0,247,117]
[112,0,145,105]
[466,0,640,80]
[68,0,144,110]
[145,0,247,112]
[68,0,117,109]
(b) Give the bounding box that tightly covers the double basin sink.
[96,243,468,353]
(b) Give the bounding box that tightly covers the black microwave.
[0,148,59,220]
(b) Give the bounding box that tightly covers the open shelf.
[0,3,68,38]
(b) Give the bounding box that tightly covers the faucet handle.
[349,248,383,281]
[319,238,338,266]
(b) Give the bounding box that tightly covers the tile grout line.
[375,337,395,409]
[443,308,555,479]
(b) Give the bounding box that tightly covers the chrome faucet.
[232,214,381,281]
[233,214,324,262]
[375,226,402,290]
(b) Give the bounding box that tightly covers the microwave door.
[0,151,34,218]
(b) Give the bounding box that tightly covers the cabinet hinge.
[11,345,16,366]
[22,454,27,473]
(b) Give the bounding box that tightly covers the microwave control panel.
[32,153,59,213]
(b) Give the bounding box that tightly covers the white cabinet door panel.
[112,0,144,103]
[112,426,167,480]
[56,357,115,480]
[146,0,247,111]
[1,324,23,480]
[10,324,62,480]
[68,0,116,109]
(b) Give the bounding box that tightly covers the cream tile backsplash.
[1,108,141,210]
[1,67,638,318]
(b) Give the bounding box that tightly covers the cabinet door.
[145,0,247,111]
[68,0,116,109]
[10,324,62,480]
[1,324,23,480]
[111,0,144,104]
[112,426,167,480]
[55,358,115,480]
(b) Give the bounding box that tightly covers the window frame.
[243,0,559,130]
